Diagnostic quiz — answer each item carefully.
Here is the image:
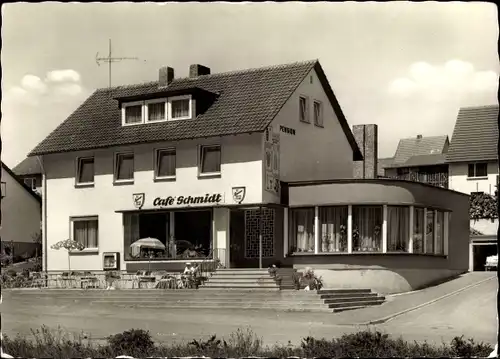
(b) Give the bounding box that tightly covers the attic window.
[170,95,192,120]
[121,95,192,126]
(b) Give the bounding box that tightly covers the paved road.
[1,274,497,347]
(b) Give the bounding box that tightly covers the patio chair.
[80,271,100,289]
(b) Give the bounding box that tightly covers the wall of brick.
[352,124,378,179]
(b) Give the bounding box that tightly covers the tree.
[50,239,85,272]
[469,192,498,221]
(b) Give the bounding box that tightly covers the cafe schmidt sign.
[153,193,224,207]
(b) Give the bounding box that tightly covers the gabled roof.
[29,60,362,160]
[1,162,42,204]
[446,105,499,163]
[12,156,42,176]
[392,135,449,165]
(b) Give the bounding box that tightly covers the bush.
[0,326,494,358]
[107,328,155,357]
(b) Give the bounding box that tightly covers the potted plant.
[292,269,302,290]
[352,228,360,251]
[339,225,347,252]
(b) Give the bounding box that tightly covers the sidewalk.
[329,272,496,325]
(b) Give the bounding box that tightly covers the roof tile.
[446,105,499,163]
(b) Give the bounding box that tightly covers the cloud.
[46,69,81,83]
[388,60,498,104]
[4,69,85,107]
[21,74,48,94]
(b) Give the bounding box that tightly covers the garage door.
[472,242,497,271]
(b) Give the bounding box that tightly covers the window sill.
[171,116,192,121]
[69,248,99,255]
[75,183,95,189]
[299,119,311,124]
[314,123,324,128]
[113,179,134,186]
[467,176,488,181]
[154,176,176,183]
[122,121,144,127]
[198,172,221,179]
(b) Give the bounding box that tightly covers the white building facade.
[32,60,362,272]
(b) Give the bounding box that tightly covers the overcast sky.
[1,2,498,168]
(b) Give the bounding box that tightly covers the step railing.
[197,248,226,285]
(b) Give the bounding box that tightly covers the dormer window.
[121,95,192,126]
[170,95,192,120]
[145,99,167,123]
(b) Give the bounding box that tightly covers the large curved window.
[289,208,315,253]
[352,206,383,252]
[319,206,348,252]
[413,207,425,253]
[426,209,435,254]
[387,206,410,252]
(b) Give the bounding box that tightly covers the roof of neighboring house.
[385,153,448,169]
[377,157,394,176]
[392,135,449,165]
[1,162,42,204]
[446,105,499,163]
[29,60,363,160]
[12,156,42,176]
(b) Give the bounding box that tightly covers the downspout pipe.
[36,156,48,276]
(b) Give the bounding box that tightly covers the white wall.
[271,68,354,184]
[0,167,41,245]
[43,134,263,271]
[449,161,498,195]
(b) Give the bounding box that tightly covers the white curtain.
[172,99,189,118]
[387,206,409,252]
[319,207,347,252]
[74,220,98,248]
[290,209,315,253]
[148,102,165,121]
[353,206,382,252]
[125,105,142,124]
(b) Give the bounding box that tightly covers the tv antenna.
[96,39,146,88]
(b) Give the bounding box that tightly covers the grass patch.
[1,325,493,358]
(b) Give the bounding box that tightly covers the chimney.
[189,64,211,78]
[159,67,174,87]
[416,134,423,139]
[353,124,378,179]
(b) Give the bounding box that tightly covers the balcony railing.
[388,172,449,189]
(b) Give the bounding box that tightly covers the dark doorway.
[473,244,497,271]
[230,210,246,268]
[174,210,212,257]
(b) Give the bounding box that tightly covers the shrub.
[0,326,494,359]
[106,328,155,356]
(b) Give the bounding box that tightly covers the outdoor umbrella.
[130,238,166,271]
[131,237,166,250]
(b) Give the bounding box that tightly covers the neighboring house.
[29,60,363,272]
[445,105,499,272]
[446,105,499,195]
[12,156,43,195]
[0,162,42,258]
[379,135,450,188]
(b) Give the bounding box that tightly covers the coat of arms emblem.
[133,193,145,209]
[232,187,246,204]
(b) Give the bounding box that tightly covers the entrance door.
[229,210,246,268]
